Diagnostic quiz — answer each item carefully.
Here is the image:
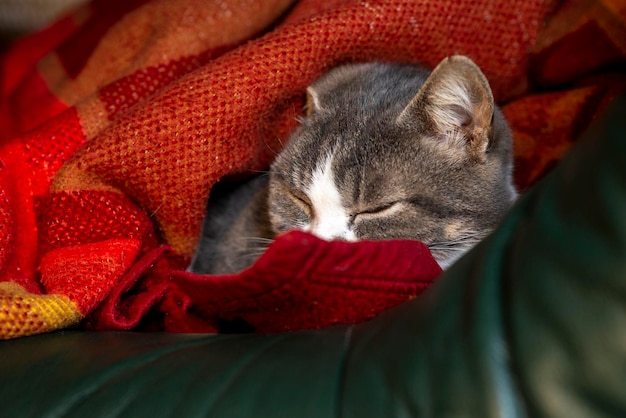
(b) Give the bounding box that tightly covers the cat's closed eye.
[351,202,400,220]
[287,189,313,216]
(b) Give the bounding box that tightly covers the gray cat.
[189,56,517,274]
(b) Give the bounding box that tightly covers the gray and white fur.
[189,56,517,274]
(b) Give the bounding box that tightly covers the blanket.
[0,0,624,339]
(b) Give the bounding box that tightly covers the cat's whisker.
[263,135,288,157]
[267,169,289,175]
[236,236,274,242]
[233,238,275,247]
[262,136,282,156]
[426,230,488,268]
[427,241,481,250]
[427,231,485,247]
[428,236,483,245]
[426,231,485,260]
[228,250,269,262]
[149,202,165,218]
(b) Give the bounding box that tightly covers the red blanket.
[0,0,624,339]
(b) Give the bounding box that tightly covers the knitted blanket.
[0,0,624,339]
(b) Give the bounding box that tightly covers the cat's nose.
[309,224,357,242]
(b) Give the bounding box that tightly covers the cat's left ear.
[397,55,494,161]
[304,86,321,117]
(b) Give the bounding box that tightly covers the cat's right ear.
[397,55,495,162]
[304,86,321,117]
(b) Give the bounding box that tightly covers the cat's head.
[268,56,517,268]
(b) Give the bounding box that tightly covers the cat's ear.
[304,64,373,117]
[304,86,321,117]
[398,55,494,161]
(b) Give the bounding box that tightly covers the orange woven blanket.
[0,0,624,339]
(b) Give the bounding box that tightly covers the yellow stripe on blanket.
[0,282,82,340]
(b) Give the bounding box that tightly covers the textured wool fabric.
[0,0,624,339]
[89,231,442,333]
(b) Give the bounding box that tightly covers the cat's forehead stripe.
[305,154,356,241]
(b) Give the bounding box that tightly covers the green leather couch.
[1,97,624,417]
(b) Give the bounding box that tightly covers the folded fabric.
[0,0,624,339]
[89,231,441,333]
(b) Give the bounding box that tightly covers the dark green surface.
[1,97,625,418]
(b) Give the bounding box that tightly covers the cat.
[188,55,517,274]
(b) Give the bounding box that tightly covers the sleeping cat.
[189,55,517,274]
